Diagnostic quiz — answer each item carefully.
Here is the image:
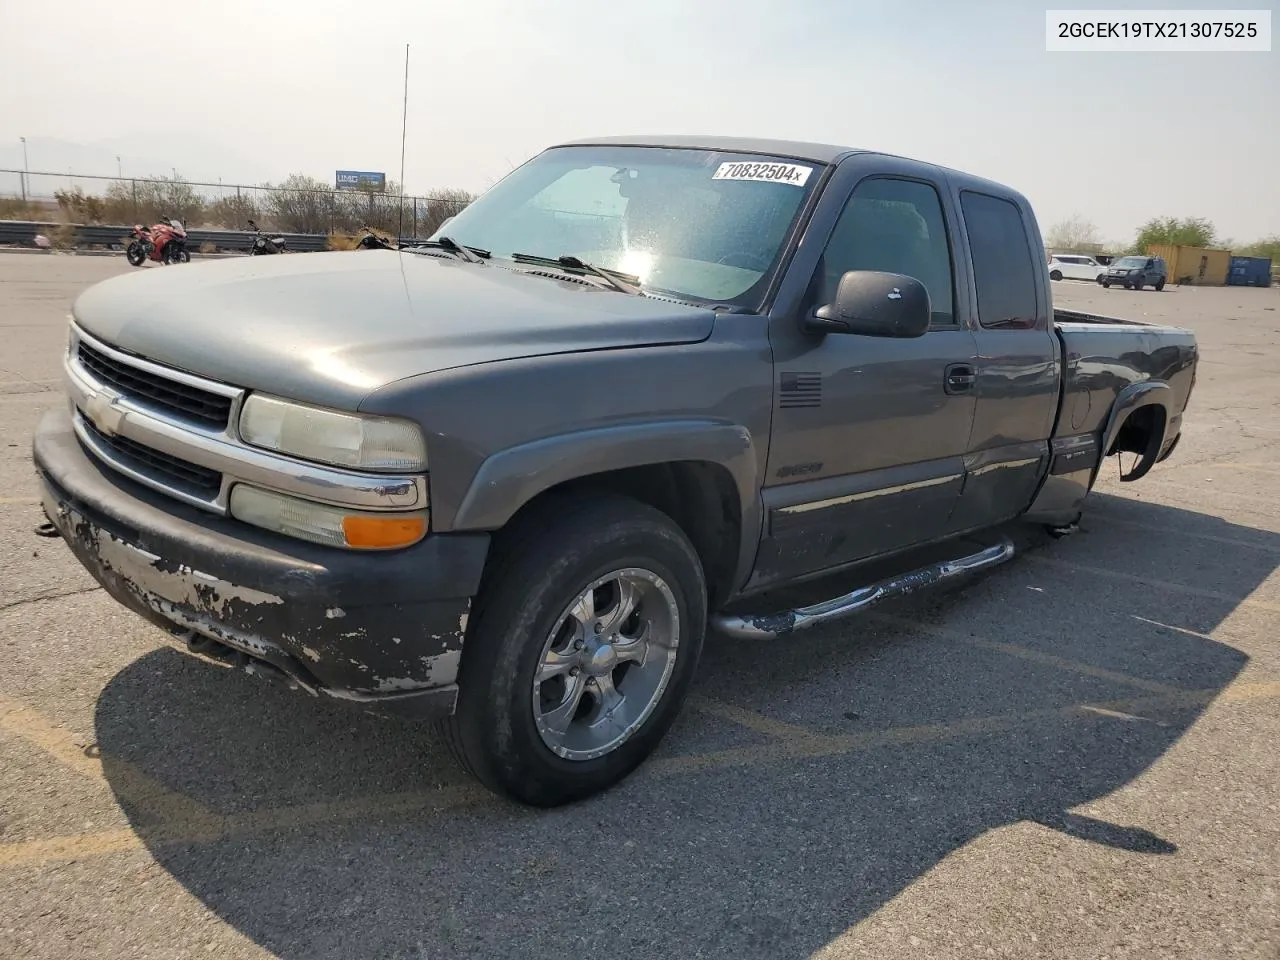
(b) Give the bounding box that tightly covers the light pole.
[19,136,28,203]
[116,156,122,179]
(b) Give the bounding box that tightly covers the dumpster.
[1227,256,1273,287]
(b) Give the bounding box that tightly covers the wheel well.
[1107,404,1167,480]
[490,462,743,609]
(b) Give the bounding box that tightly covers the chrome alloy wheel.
[532,568,681,761]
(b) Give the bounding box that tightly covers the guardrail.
[0,221,331,253]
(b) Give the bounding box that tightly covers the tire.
[1133,278,1143,291]
[125,241,145,267]
[1102,280,1111,288]
[1155,279,1165,291]
[1049,270,1063,281]
[446,492,707,807]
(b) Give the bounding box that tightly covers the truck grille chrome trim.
[80,415,223,498]
[72,408,225,511]
[65,323,428,515]
[77,337,235,429]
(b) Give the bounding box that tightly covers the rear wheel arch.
[1099,384,1170,482]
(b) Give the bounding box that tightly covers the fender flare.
[449,419,763,587]
[1098,381,1171,483]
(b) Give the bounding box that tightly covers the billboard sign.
[335,170,387,192]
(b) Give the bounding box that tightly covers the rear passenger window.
[816,177,955,327]
[960,191,1040,329]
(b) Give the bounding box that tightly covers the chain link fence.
[0,169,474,242]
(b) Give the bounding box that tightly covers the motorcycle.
[355,227,397,250]
[246,219,287,255]
[126,217,189,266]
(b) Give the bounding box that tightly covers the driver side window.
[814,177,956,327]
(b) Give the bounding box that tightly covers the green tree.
[1237,234,1280,262]
[1134,216,1216,253]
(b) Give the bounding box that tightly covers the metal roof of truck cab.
[554,134,862,165]
[552,135,1029,200]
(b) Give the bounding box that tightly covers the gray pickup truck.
[33,135,1198,807]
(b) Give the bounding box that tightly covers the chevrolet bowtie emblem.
[84,389,126,437]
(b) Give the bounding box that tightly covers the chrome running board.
[711,537,1016,640]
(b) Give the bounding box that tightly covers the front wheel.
[1102,280,1111,288]
[446,493,707,807]
[1049,270,1063,281]
[125,241,145,266]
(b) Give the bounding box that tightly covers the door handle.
[944,363,976,395]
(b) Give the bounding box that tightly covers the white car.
[1048,253,1106,282]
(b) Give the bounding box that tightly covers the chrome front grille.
[79,416,223,499]
[64,322,428,517]
[76,338,234,429]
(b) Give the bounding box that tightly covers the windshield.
[1113,256,1147,267]
[431,145,824,306]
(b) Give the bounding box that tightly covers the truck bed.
[1053,307,1162,328]
[1050,307,1198,457]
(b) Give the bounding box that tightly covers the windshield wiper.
[510,253,643,296]
[402,236,489,264]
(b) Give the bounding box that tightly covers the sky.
[1,0,1276,246]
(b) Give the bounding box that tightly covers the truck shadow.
[92,491,1271,960]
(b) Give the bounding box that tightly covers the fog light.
[229,485,428,550]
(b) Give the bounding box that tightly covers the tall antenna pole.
[397,42,409,244]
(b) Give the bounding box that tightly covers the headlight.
[238,394,426,472]
[230,485,428,550]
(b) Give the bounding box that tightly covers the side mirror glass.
[805,270,931,338]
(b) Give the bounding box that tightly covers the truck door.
[944,189,1060,534]
[753,163,978,587]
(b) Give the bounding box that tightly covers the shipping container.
[1227,255,1274,287]
[1146,244,1232,285]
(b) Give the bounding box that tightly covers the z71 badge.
[776,462,823,479]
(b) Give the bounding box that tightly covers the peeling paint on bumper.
[32,408,490,720]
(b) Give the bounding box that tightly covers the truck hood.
[71,250,716,408]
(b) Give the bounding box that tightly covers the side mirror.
[805,270,931,338]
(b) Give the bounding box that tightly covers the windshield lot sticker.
[712,162,812,186]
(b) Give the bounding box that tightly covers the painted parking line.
[2,680,1277,871]
[866,612,1185,695]
[0,694,218,828]
[0,785,487,869]
[689,695,838,744]
[1146,478,1280,505]
[1025,556,1280,615]
[1084,513,1280,554]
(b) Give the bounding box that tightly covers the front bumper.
[32,407,490,719]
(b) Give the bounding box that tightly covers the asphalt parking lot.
[1,251,1277,959]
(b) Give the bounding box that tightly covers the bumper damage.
[32,408,490,719]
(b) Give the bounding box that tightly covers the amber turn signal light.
[341,514,428,549]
